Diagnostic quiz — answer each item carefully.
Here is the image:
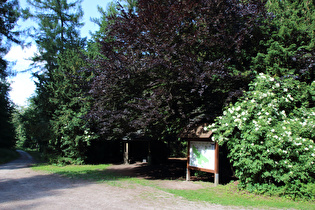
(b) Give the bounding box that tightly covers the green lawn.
[31,163,315,209]
[32,164,130,182]
[164,185,314,210]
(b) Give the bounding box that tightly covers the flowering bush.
[207,73,315,199]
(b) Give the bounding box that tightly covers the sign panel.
[189,141,215,171]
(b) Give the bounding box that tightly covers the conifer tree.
[0,0,21,148]
[26,0,85,72]
[253,0,315,82]
[48,49,97,163]
[25,0,86,157]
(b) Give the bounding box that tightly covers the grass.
[164,184,315,210]
[31,163,315,210]
[0,148,20,164]
[32,164,130,182]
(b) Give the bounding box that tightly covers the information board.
[189,141,215,171]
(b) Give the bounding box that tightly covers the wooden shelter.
[122,135,168,165]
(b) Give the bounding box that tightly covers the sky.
[5,0,113,107]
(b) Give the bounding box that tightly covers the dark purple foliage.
[89,0,267,139]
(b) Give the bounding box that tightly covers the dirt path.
[0,150,241,210]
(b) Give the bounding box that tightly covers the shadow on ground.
[106,158,235,184]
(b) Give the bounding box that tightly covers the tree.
[209,74,315,199]
[48,49,97,164]
[24,0,86,159]
[253,0,315,82]
[90,0,137,41]
[0,0,21,148]
[0,81,16,148]
[26,0,85,72]
[89,0,266,141]
[14,100,49,151]
[209,0,315,199]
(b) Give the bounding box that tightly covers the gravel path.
[0,150,241,210]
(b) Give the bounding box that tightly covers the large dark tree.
[89,0,267,141]
[0,0,21,148]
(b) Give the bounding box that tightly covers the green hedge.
[208,74,315,200]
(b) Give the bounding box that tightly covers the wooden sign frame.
[186,139,219,186]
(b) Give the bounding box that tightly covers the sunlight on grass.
[31,164,315,210]
[31,164,129,182]
[163,183,315,210]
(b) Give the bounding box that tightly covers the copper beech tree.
[89,0,267,140]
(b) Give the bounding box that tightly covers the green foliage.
[253,0,315,81]
[15,100,51,151]
[207,0,315,200]
[20,0,90,163]
[17,49,98,164]
[26,0,86,71]
[208,73,315,200]
[0,0,21,53]
[0,0,21,149]
[0,81,16,148]
[12,107,28,149]
[48,49,98,164]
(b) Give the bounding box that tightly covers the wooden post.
[124,142,129,164]
[214,142,219,186]
[147,141,152,165]
[186,140,191,181]
[186,168,191,181]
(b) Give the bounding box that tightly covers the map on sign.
[189,141,215,170]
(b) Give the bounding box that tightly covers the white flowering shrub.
[208,73,315,199]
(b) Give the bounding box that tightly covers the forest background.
[0,0,314,200]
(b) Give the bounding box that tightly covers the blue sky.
[6,0,113,107]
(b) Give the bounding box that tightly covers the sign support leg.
[186,168,190,181]
[214,142,219,186]
[214,173,219,186]
[124,142,129,164]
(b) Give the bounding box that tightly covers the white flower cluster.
[206,73,315,191]
[209,73,315,153]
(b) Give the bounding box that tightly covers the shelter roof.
[180,124,212,139]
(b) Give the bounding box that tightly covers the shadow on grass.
[30,155,237,188]
[106,158,234,184]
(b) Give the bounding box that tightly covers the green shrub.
[208,73,315,200]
